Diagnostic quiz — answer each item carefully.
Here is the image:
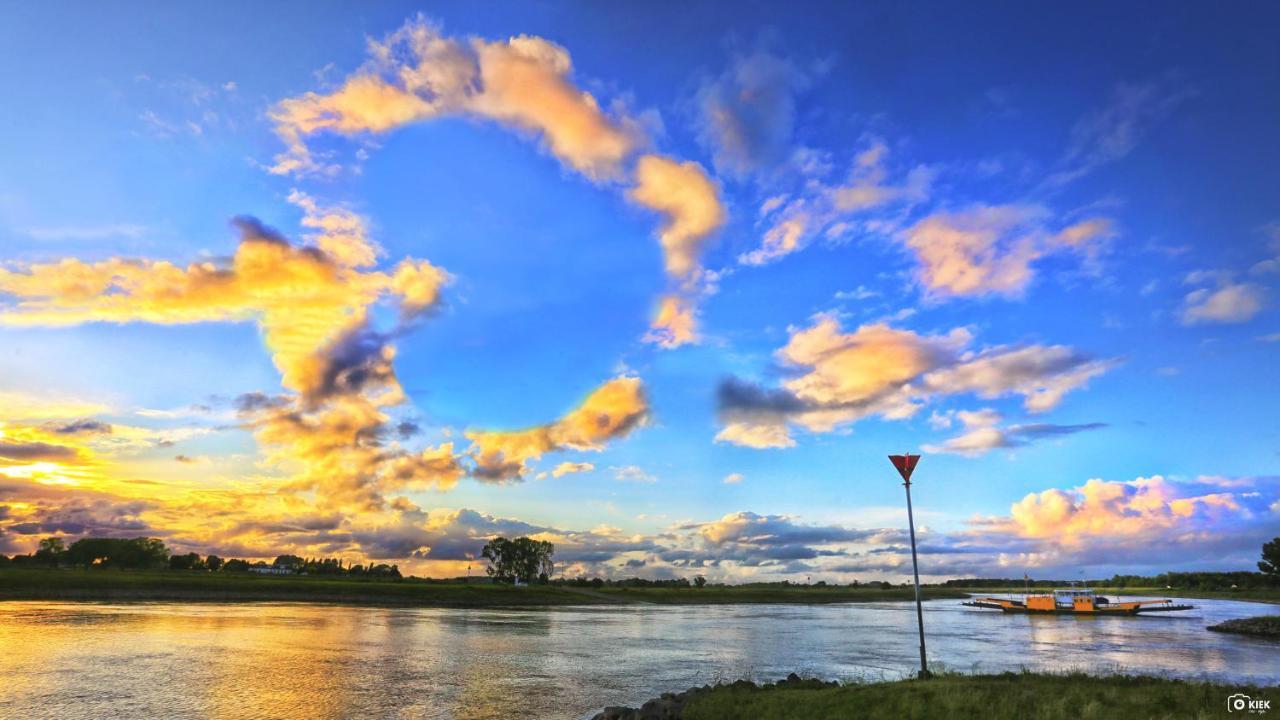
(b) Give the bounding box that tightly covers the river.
[0,597,1275,719]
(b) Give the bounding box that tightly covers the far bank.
[0,569,969,608]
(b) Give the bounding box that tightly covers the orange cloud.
[467,377,647,480]
[902,205,1114,299]
[1007,476,1241,544]
[644,295,698,349]
[716,315,1116,448]
[269,18,640,181]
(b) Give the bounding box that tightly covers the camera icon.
[1228,694,1251,713]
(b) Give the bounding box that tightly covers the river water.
[0,597,1275,719]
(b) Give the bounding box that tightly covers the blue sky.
[0,3,1277,580]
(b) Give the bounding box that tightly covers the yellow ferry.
[963,587,1195,616]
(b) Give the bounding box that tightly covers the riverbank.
[1208,616,1280,639]
[594,671,1276,719]
[0,569,966,607]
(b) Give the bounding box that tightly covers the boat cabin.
[1024,588,1106,612]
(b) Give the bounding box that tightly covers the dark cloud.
[1010,422,1108,439]
[231,215,290,246]
[695,50,809,177]
[308,326,398,405]
[233,391,290,415]
[0,440,79,462]
[44,419,112,435]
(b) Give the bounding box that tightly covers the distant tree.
[0,554,10,567]
[66,537,168,569]
[35,537,66,566]
[273,554,305,569]
[1261,537,1280,577]
[205,555,223,572]
[222,559,250,572]
[481,537,554,583]
[169,552,204,570]
[693,575,707,589]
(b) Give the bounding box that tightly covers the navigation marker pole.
[888,453,929,679]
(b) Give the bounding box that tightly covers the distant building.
[248,565,293,575]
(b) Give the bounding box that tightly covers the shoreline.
[591,671,1279,719]
[0,569,968,609]
[1207,616,1280,638]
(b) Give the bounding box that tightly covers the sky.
[0,2,1277,582]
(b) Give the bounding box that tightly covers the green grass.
[1208,616,1280,638]
[0,569,965,607]
[588,585,967,604]
[679,672,1274,720]
[950,586,1280,604]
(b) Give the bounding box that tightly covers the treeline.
[551,576,904,590]
[0,537,400,578]
[943,571,1279,590]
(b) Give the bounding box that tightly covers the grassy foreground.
[599,672,1276,720]
[0,569,965,607]
[1208,616,1280,638]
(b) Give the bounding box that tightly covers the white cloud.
[1181,282,1265,325]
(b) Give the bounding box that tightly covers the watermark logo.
[1228,693,1271,714]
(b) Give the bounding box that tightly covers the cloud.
[628,154,726,283]
[714,421,796,449]
[18,224,148,242]
[271,17,722,350]
[612,465,656,483]
[466,377,647,481]
[901,204,1113,299]
[722,472,743,484]
[923,408,1107,457]
[551,461,594,478]
[287,190,381,268]
[1181,281,1265,325]
[740,141,933,266]
[643,294,698,348]
[269,16,641,181]
[1,212,460,509]
[43,419,112,436]
[0,440,80,463]
[716,315,1117,447]
[1007,476,1238,542]
[694,50,807,177]
[1046,76,1196,187]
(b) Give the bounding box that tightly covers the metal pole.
[903,476,928,678]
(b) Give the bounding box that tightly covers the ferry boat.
[963,586,1195,615]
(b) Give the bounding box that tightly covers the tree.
[1261,537,1280,577]
[205,555,223,571]
[222,559,250,572]
[66,537,168,569]
[693,575,707,589]
[273,554,304,569]
[35,537,66,566]
[169,552,204,570]
[481,536,554,583]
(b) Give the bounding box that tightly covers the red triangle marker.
[888,453,920,482]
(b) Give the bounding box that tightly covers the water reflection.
[0,598,1274,720]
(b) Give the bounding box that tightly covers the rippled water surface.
[0,597,1275,719]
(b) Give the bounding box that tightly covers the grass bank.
[596,671,1276,720]
[0,569,964,607]
[1208,616,1280,638]
[582,584,966,604]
